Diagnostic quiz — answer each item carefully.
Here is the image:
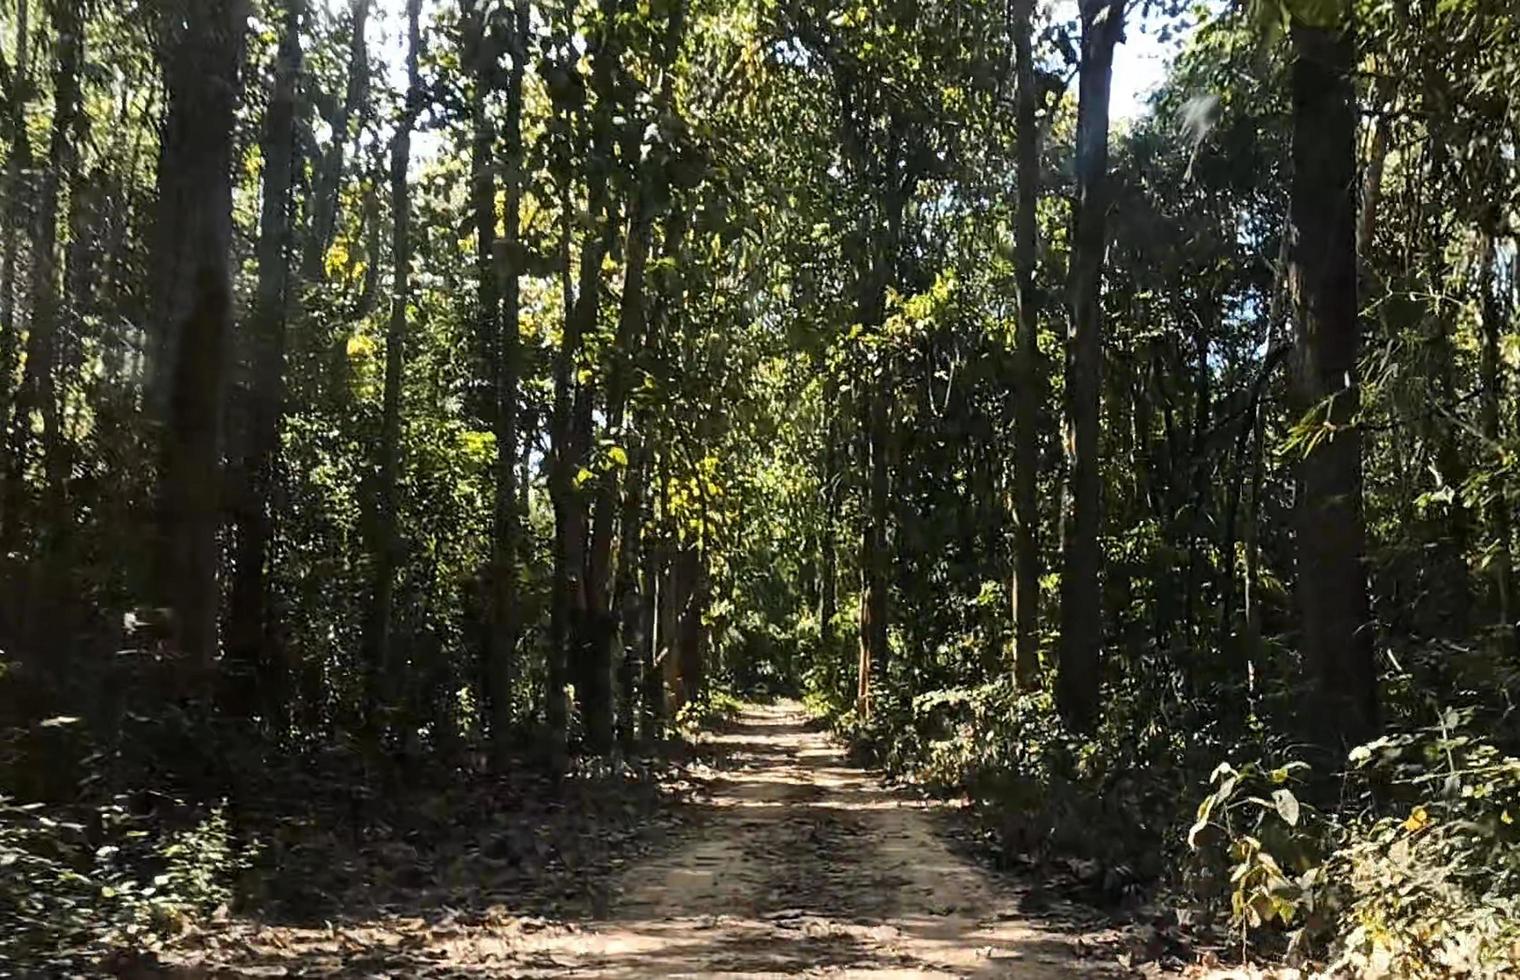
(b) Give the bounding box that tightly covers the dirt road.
[517,701,1111,977]
[160,702,1124,978]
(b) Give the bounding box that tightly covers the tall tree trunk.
[1219,345,1290,681]
[674,541,704,708]
[482,0,529,767]
[1241,378,1267,692]
[1057,0,1123,732]
[546,151,582,751]
[613,447,647,750]
[6,0,82,566]
[303,0,370,280]
[1010,0,1042,689]
[0,0,32,530]
[1181,316,1213,668]
[150,0,248,670]
[583,198,652,753]
[1420,136,1470,636]
[636,214,686,744]
[855,198,894,716]
[463,0,511,763]
[227,0,304,722]
[1478,230,1517,657]
[588,0,684,755]
[360,0,421,734]
[643,453,670,735]
[1288,11,1376,751]
[465,0,498,431]
[818,405,839,641]
[857,372,889,715]
[549,0,621,751]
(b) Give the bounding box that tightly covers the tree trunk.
[1181,317,1213,670]
[1057,0,1123,732]
[674,542,704,708]
[1242,376,1267,692]
[360,0,421,734]
[550,0,621,752]
[1421,136,1470,636]
[464,0,524,767]
[1288,13,1376,751]
[583,198,652,754]
[0,0,32,539]
[854,179,904,716]
[150,0,248,670]
[818,411,839,642]
[490,0,529,765]
[6,0,82,566]
[547,174,578,751]
[1478,230,1517,657]
[1219,345,1290,681]
[226,0,304,723]
[644,455,671,734]
[1010,0,1042,690]
[1424,278,1471,632]
[465,0,498,431]
[857,375,889,715]
[304,0,370,280]
[640,513,664,739]
[613,448,647,750]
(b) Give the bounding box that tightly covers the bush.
[0,796,259,969]
[1326,715,1520,977]
[1185,709,1520,976]
[1185,759,1335,956]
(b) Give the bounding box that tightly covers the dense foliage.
[1,0,1518,974]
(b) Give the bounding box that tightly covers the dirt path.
[158,702,1128,978]
[510,701,1115,977]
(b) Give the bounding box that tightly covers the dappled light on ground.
[157,703,1124,977]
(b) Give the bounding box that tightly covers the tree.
[1057,0,1124,731]
[227,0,306,720]
[0,0,33,504]
[360,0,422,731]
[5,0,84,569]
[1286,3,1375,749]
[305,0,371,281]
[464,0,528,765]
[1010,0,1042,689]
[1477,229,1516,657]
[149,0,248,669]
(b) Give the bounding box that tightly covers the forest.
[1,0,1518,975]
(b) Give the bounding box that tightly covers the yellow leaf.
[1402,805,1430,833]
[325,241,351,280]
[346,333,376,359]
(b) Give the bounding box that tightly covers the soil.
[149,701,1138,978]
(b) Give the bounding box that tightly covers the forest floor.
[140,702,1183,978]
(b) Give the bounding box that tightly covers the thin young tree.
[227,0,306,720]
[1010,0,1042,689]
[361,0,423,732]
[5,0,83,567]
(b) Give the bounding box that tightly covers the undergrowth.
[811,639,1520,977]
